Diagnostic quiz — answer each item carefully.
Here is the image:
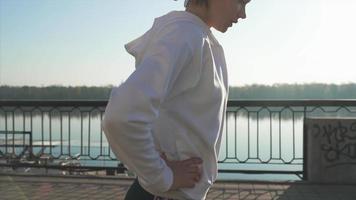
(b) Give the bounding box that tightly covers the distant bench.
[0,131,33,157]
[0,130,59,160]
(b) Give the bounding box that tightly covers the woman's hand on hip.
[160,153,203,190]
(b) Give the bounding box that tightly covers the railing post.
[302,106,308,181]
[29,131,33,160]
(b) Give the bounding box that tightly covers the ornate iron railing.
[0,100,355,178]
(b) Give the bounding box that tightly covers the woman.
[102,0,250,199]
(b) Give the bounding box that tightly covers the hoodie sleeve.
[102,23,200,194]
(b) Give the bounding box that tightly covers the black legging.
[125,179,155,200]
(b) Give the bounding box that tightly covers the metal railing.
[0,100,355,177]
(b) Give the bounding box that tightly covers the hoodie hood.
[124,11,211,68]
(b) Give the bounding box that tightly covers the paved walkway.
[0,174,355,200]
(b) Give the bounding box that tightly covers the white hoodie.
[102,11,228,200]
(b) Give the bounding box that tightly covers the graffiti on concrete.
[309,121,356,168]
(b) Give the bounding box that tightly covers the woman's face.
[208,0,250,33]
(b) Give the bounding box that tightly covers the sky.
[0,0,355,87]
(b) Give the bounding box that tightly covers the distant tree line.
[0,85,112,100]
[0,83,355,100]
[229,83,356,99]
